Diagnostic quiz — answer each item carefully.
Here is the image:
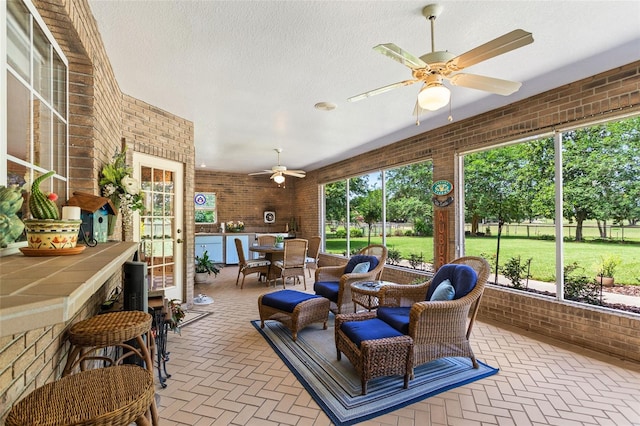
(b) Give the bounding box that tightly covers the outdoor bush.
[350,228,364,238]
[501,255,532,290]
[414,218,433,236]
[394,229,404,236]
[335,229,347,238]
[563,262,602,305]
[408,253,424,269]
[404,229,414,236]
[387,248,402,265]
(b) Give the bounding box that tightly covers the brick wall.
[1,0,195,420]
[195,171,297,234]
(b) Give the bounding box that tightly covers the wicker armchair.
[272,238,308,289]
[314,244,388,315]
[376,256,490,370]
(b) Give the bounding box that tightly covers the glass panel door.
[134,154,184,301]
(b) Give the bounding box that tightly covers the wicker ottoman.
[258,290,330,341]
[335,311,413,395]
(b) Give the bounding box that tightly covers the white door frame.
[133,153,184,302]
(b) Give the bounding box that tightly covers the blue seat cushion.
[314,281,339,302]
[376,307,411,334]
[261,290,321,313]
[344,255,379,273]
[425,264,478,300]
[340,318,404,348]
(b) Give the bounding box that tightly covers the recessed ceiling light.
[314,102,337,111]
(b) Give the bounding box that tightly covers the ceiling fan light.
[273,174,285,184]
[418,83,451,111]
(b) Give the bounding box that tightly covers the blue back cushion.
[425,264,478,300]
[314,281,339,302]
[344,255,379,273]
[340,318,404,348]
[376,306,411,334]
[261,290,321,313]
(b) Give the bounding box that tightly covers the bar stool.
[61,310,159,424]
[6,365,155,425]
[62,310,154,376]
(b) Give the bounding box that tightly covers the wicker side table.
[6,365,155,426]
[350,280,395,311]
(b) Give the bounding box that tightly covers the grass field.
[325,235,640,286]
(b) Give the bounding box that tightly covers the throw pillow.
[351,262,370,274]
[430,279,455,301]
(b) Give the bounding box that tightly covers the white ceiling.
[87,1,640,176]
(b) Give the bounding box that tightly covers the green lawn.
[326,236,640,285]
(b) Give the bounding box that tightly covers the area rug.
[252,319,499,426]
[181,310,212,328]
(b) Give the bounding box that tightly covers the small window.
[194,192,216,224]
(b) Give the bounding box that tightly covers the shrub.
[501,255,532,290]
[404,229,414,236]
[350,228,364,238]
[414,218,433,236]
[335,229,347,238]
[564,262,602,305]
[387,248,402,265]
[408,253,424,269]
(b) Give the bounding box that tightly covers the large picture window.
[3,0,69,247]
[461,116,640,313]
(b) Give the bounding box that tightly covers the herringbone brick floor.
[156,266,640,425]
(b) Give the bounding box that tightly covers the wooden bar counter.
[0,242,138,337]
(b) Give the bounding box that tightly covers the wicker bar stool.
[61,310,159,424]
[6,365,155,425]
[62,310,154,376]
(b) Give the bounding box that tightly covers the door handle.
[177,239,183,244]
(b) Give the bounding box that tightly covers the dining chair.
[257,235,276,246]
[234,238,271,289]
[273,238,308,289]
[305,236,321,278]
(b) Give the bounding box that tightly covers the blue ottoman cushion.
[341,318,404,348]
[314,281,339,302]
[376,307,411,334]
[261,290,321,313]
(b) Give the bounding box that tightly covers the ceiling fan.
[348,4,534,114]
[248,148,306,184]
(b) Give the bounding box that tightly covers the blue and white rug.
[252,318,499,425]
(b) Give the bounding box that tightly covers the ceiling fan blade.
[348,79,419,102]
[448,73,522,95]
[446,29,533,72]
[248,170,273,176]
[373,43,429,70]
[283,171,306,178]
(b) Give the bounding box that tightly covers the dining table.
[249,245,285,282]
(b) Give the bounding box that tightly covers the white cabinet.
[195,235,224,263]
[225,234,249,264]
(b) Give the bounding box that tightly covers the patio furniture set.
[257,243,490,394]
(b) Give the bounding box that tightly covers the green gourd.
[28,170,60,220]
[0,185,25,247]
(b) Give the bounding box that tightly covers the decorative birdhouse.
[65,192,117,244]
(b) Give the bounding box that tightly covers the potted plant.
[595,254,621,287]
[23,170,82,252]
[274,235,284,248]
[195,250,220,283]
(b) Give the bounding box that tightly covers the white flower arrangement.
[226,220,244,232]
[100,148,144,233]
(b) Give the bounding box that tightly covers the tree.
[352,189,383,245]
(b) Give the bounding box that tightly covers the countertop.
[0,242,138,337]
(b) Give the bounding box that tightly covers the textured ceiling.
[87,1,640,177]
